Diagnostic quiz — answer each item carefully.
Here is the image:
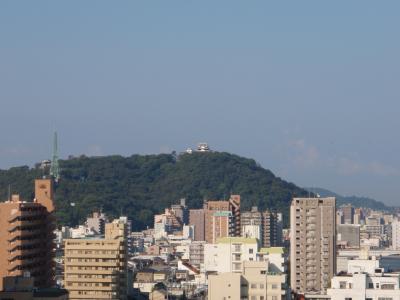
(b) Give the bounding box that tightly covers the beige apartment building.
[64,219,128,299]
[0,179,55,291]
[290,197,336,295]
[208,261,288,300]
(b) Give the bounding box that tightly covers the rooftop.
[259,247,285,254]
[216,237,258,244]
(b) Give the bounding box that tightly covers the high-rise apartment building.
[0,179,55,291]
[290,197,336,295]
[241,206,283,247]
[189,209,205,241]
[204,195,240,243]
[64,219,128,300]
[342,205,354,224]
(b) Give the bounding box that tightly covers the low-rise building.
[0,275,68,300]
[328,249,400,300]
[208,261,289,300]
[204,237,258,273]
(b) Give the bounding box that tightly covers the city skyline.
[1,1,399,206]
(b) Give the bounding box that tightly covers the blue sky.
[0,1,399,205]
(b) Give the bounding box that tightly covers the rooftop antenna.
[50,131,60,182]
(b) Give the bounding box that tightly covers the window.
[234,244,241,252]
[271,284,278,289]
[381,284,395,290]
[260,270,266,275]
[251,297,256,300]
[344,298,352,300]
[249,249,253,254]
[339,281,346,289]
[259,284,264,289]
[250,283,256,289]
[272,296,278,300]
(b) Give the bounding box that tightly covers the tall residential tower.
[290,197,336,295]
[0,179,55,290]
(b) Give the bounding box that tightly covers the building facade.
[204,237,258,273]
[0,179,55,291]
[204,195,241,243]
[241,207,282,248]
[290,197,336,295]
[342,205,354,224]
[208,261,288,300]
[392,218,400,250]
[189,209,205,241]
[64,220,128,300]
[337,224,360,248]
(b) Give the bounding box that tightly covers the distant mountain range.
[304,187,392,211]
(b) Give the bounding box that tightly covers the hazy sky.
[1,1,399,205]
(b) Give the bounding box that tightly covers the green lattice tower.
[50,131,60,182]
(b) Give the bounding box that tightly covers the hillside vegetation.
[0,152,309,230]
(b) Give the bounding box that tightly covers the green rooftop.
[259,247,284,254]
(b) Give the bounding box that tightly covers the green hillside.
[0,152,309,230]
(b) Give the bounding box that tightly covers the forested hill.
[0,152,309,230]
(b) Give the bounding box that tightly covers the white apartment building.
[327,271,400,300]
[327,250,400,300]
[204,237,258,273]
[257,247,286,273]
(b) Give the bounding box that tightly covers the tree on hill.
[0,151,309,230]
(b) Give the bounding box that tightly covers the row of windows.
[66,274,115,279]
[66,242,118,246]
[66,266,118,271]
[66,258,118,263]
[238,296,278,300]
[66,250,118,254]
[66,282,116,287]
[240,283,279,290]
